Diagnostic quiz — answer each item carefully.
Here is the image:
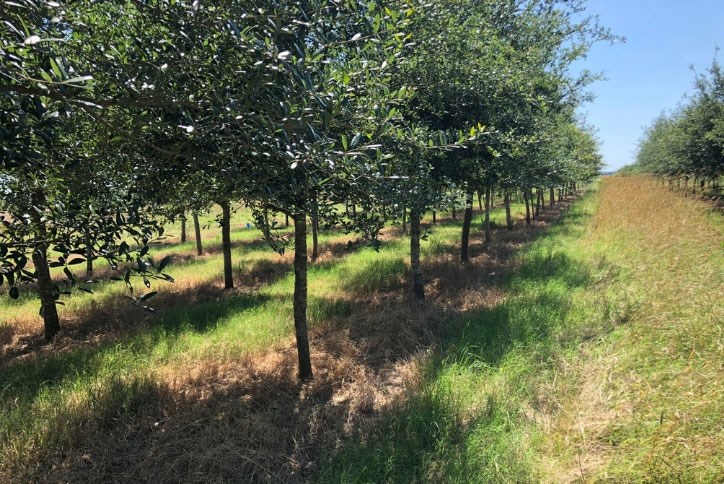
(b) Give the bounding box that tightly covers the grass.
[2,180,719,482]
[545,176,724,481]
[317,177,723,483]
[2,199,524,482]
[317,185,608,483]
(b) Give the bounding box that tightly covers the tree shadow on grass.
[3,196,600,483]
[7,341,405,484]
[315,202,603,482]
[0,288,276,410]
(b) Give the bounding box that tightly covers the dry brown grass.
[543,176,724,482]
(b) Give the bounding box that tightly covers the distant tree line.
[623,59,724,191]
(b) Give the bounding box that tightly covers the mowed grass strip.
[545,176,724,482]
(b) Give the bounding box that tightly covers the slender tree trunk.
[477,192,483,211]
[460,193,473,263]
[30,190,60,340]
[33,245,61,340]
[402,207,407,233]
[293,213,313,381]
[550,187,555,206]
[524,190,531,225]
[534,188,541,217]
[193,212,203,256]
[432,210,436,224]
[310,198,319,262]
[483,184,492,243]
[490,186,495,208]
[409,209,425,300]
[540,187,546,208]
[180,213,187,243]
[285,213,289,227]
[352,204,357,217]
[451,203,457,220]
[85,235,93,279]
[504,191,513,230]
[220,201,233,289]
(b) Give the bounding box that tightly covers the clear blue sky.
[573,0,724,171]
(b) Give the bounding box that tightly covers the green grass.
[316,178,724,483]
[4,201,522,480]
[316,188,608,483]
[9,183,718,483]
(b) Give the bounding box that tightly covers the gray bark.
[293,214,313,380]
[504,191,513,230]
[193,212,203,256]
[220,201,233,289]
[460,193,473,262]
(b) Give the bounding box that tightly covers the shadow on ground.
[1,195,601,483]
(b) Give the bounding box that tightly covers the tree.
[0,2,172,339]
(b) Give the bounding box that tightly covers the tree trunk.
[409,209,425,300]
[483,184,492,243]
[285,213,289,227]
[180,213,187,243]
[293,213,313,381]
[460,192,473,263]
[534,188,541,217]
[504,191,513,230]
[477,192,483,211]
[29,190,60,339]
[193,212,203,256]
[85,235,93,278]
[550,187,555,206]
[33,245,61,340]
[30,190,61,340]
[220,201,233,289]
[432,210,436,224]
[451,203,456,220]
[524,190,531,225]
[402,207,407,233]
[540,187,545,209]
[310,198,319,262]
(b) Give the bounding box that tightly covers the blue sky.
[573,0,724,171]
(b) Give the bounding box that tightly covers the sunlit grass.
[317,178,723,482]
[3,200,524,480]
[317,187,604,483]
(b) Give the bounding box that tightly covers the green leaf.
[49,57,63,80]
[351,133,362,148]
[158,255,171,272]
[61,75,93,85]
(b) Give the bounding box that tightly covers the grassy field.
[1,179,721,482]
